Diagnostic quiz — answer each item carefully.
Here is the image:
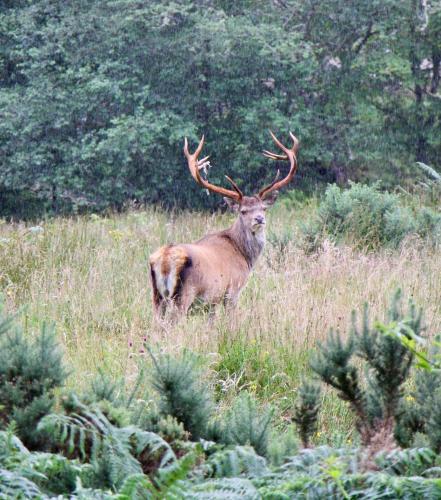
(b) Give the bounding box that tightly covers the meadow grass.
[0,203,440,445]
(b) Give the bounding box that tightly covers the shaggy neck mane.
[223,218,265,269]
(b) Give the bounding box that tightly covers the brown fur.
[149,195,274,318]
[149,245,191,313]
[150,131,299,319]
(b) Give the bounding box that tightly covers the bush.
[395,336,441,452]
[3,298,441,498]
[302,183,441,250]
[148,350,214,441]
[216,392,274,458]
[0,307,67,449]
[310,290,422,447]
[292,379,322,448]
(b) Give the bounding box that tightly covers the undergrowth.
[302,183,441,251]
[1,292,441,498]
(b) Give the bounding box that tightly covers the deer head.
[183,131,299,235]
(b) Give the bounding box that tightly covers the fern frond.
[375,447,436,476]
[202,445,268,479]
[153,450,198,494]
[130,428,176,468]
[116,473,155,498]
[0,428,29,464]
[38,405,143,488]
[182,477,259,499]
[416,162,441,181]
[362,473,441,499]
[38,412,100,460]
[0,468,44,499]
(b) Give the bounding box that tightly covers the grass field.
[1,202,440,445]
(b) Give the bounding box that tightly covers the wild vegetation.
[1,1,441,497]
[1,249,441,498]
[1,183,441,497]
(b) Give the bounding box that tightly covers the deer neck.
[226,218,265,269]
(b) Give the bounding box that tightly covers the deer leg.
[223,288,240,309]
[151,271,166,320]
[206,303,219,325]
[223,290,240,330]
[175,287,197,317]
[152,295,167,324]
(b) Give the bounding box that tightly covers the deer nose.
[255,215,265,225]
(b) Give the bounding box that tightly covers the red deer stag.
[149,131,299,318]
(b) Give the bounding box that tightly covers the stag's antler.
[184,136,243,201]
[258,131,299,200]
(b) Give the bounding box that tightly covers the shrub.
[147,350,214,441]
[38,394,176,489]
[292,379,322,448]
[0,426,93,497]
[302,183,441,250]
[395,336,441,452]
[0,306,67,450]
[310,290,422,447]
[217,392,274,458]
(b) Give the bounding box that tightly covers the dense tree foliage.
[1,0,440,216]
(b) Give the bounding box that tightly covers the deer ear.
[224,197,240,212]
[262,190,279,207]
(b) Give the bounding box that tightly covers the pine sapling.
[310,291,422,449]
[292,379,322,448]
[0,307,66,450]
[147,349,213,441]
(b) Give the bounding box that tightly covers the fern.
[280,446,359,476]
[0,426,28,464]
[0,468,44,499]
[202,445,268,479]
[116,473,155,499]
[115,451,201,500]
[72,478,116,499]
[132,429,176,469]
[221,392,273,458]
[416,161,441,181]
[375,447,437,476]
[0,427,92,496]
[361,473,441,499]
[151,451,198,498]
[38,399,176,489]
[182,478,259,499]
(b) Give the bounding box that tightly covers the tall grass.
[1,204,440,442]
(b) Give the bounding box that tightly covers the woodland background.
[1,0,440,217]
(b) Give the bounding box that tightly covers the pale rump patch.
[149,245,189,298]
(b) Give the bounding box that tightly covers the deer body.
[149,132,299,318]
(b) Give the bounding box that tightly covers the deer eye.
[240,208,248,214]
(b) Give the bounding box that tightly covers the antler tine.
[262,150,287,161]
[268,130,286,151]
[258,130,299,200]
[183,136,242,201]
[197,155,210,167]
[225,175,244,198]
[260,169,281,194]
